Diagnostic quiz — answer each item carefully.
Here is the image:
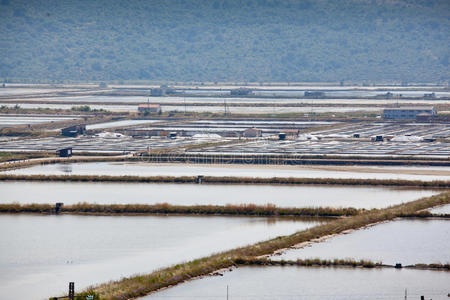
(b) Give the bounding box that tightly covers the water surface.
[4,161,449,181]
[149,266,450,300]
[0,181,439,209]
[0,116,78,128]
[273,219,450,265]
[0,214,319,300]
[429,204,450,214]
[86,119,162,130]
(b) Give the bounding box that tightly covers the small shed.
[230,88,253,96]
[150,88,166,96]
[243,127,262,138]
[372,135,384,142]
[304,91,325,98]
[57,147,73,157]
[61,125,86,137]
[424,93,436,99]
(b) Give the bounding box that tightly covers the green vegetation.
[0,203,359,217]
[1,0,449,82]
[71,105,108,113]
[0,104,21,111]
[60,192,448,299]
[71,105,91,112]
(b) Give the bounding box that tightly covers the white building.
[138,104,161,113]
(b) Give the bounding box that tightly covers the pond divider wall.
[0,203,359,217]
[1,174,448,188]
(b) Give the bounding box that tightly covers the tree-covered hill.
[0,0,449,83]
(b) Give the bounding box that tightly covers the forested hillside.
[0,0,449,82]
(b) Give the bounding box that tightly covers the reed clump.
[0,203,360,217]
[0,203,54,213]
[412,263,450,271]
[70,192,449,300]
[397,211,450,219]
[234,257,382,268]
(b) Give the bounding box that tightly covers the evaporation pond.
[85,119,162,130]
[3,162,450,181]
[429,204,450,214]
[0,181,439,209]
[148,266,450,300]
[0,214,320,300]
[273,219,450,265]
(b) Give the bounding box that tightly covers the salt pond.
[0,181,439,209]
[0,214,320,300]
[272,219,450,265]
[0,115,79,128]
[85,119,162,130]
[4,161,450,181]
[148,266,450,300]
[429,204,450,214]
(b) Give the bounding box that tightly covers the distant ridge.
[0,0,449,82]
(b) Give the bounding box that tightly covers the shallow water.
[0,214,320,300]
[85,119,162,130]
[0,181,439,209]
[0,88,67,96]
[0,116,78,128]
[429,204,450,214]
[4,161,449,181]
[148,266,450,300]
[273,219,450,265]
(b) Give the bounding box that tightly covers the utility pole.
[226,285,229,300]
[404,288,407,300]
[224,100,229,116]
[69,282,74,300]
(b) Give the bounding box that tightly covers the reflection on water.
[0,181,440,209]
[149,266,450,300]
[0,214,320,300]
[56,164,73,174]
[273,219,450,265]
